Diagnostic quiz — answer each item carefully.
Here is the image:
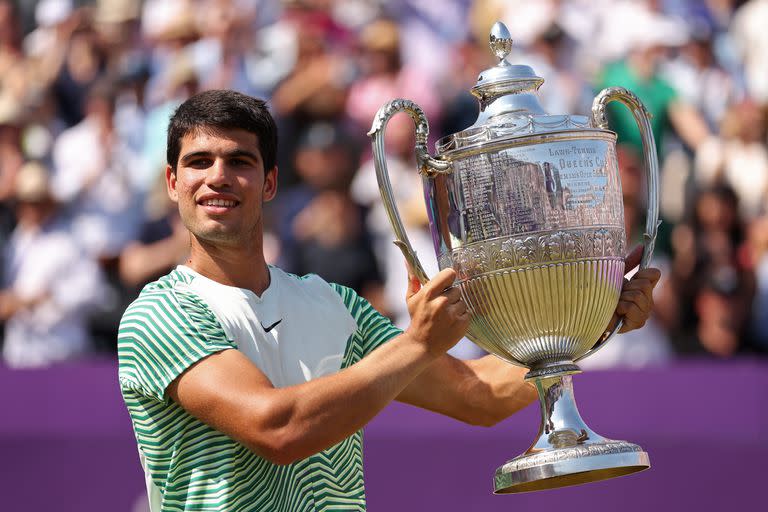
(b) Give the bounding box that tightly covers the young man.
[118,90,661,512]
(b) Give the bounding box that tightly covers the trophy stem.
[532,374,595,446]
[494,374,650,494]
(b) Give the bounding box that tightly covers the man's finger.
[630,267,662,287]
[424,268,458,298]
[623,244,644,275]
[617,302,648,333]
[443,286,462,303]
[616,289,650,316]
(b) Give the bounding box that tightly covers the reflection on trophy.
[369,21,660,493]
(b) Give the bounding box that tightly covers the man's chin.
[192,226,242,245]
[184,216,260,247]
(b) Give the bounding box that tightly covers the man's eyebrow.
[179,151,212,163]
[179,149,259,163]
[226,149,260,161]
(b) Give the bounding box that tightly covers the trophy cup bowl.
[368,22,660,493]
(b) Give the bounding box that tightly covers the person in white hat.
[0,161,104,367]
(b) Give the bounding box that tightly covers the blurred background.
[0,0,766,510]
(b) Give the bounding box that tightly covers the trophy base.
[494,440,649,494]
[494,372,650,494]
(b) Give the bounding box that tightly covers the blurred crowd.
[0,0,767,369]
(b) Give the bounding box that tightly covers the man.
[118,90,661,512]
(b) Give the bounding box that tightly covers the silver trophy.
[368,21,659,493]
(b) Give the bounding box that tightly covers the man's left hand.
[614,245,662,333]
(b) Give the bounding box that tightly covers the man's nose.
[205,159,232,187]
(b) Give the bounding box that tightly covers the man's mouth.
[197,196,241,214]
[200,198,238,207]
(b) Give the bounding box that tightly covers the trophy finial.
[489,21,513,63]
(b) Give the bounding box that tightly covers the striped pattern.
[118,270,401,511]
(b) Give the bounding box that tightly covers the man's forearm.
[238,332,441,464]
[397,354,537,427]
[464,355,538,424]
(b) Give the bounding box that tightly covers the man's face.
[166,127,277,248]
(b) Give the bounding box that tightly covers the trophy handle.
[575,87,661,362]
[368,98,452,285]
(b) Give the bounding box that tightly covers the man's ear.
[263,166,278,202]
[166,165,179,203]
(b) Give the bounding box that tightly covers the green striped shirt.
[118,268,401,511]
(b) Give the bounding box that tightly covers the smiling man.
[117,90,661,512]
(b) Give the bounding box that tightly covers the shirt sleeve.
[117,287,236,402]
[330,283,402,357]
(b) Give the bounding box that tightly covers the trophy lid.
[436,21,592,156]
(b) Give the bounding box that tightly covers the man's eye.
[188,159,212,168]
[231,158,250,166]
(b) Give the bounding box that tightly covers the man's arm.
[166,268,469,466]
[396,353,537,427]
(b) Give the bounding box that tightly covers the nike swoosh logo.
[261,319,282,333]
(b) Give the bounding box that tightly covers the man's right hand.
[404,267,470,356]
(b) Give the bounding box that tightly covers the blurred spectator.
[141,0,199,107]
[746,214,768,352]
[119,182,189,292]
[596,29,710,158]
[520,23,594,115]
[669,184,755,356]
[661,31,743,131]
[0,1,35,127]
[694,100,768,218]
[386,0,470,79]
[1,161,104,367]
[0,123,23,204]
[438,35,489,137]
[188,0,258,93]
[693,264,753,357]
[51,13,107,127]
[273,121,384,303]
[346,18,441,135]
[731,0,768,104]
[271,5,356,186]
[0,123,22,322]
[50,79,144,260]
[94,0,147,154]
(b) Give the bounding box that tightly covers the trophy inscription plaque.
[368,21,659,493]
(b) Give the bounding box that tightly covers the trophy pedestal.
[494,371,650,494]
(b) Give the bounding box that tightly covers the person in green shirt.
[597,41,710,157]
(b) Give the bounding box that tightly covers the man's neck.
[186,238,271,296]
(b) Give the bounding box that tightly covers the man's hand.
[404,266,470,357]
[613,245,662,333]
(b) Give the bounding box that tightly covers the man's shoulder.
[118,267,234,399]
[118,268,208,333]
[130,267,196,301]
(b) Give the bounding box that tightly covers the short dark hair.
[167,90,278,171]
